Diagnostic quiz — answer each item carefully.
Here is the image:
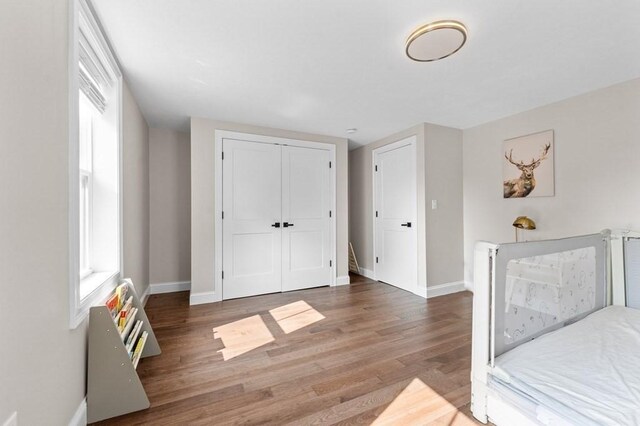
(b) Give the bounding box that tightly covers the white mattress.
[493,305,640,426]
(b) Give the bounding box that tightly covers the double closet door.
[222,138,333,300]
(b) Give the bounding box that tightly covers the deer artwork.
[503,143,551,198]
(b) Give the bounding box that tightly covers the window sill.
[80,271,115,299]
[70,270,119,329]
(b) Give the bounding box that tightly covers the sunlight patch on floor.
[213,314,275,361]
[372,378,475,426]
[269,300,325,334]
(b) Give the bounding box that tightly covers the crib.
[471,229,640,425]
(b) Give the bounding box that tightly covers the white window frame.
[78,92,94,279]
[69,0,123,328]
[79,169,93,279]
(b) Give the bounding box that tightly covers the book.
[105,293,119,319]
[132,331,148,369]
[120,307,138,339]
[118,296,134,331]
[125,320,143,353]
[115,283,129,311]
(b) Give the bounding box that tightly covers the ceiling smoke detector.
[405,20,468,62]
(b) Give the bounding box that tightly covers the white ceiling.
[92,0,640,149]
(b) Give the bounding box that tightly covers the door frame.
[372,136,421,297]
[214,130,337,301]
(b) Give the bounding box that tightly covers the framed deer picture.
[503,130,554,198]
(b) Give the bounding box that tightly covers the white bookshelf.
[87,281,161,423]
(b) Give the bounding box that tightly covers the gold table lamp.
[513,216,536,242]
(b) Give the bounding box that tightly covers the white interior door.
[222,139,282,299]
[222,137,334,299]
[374,137,417,293]
[282,146,332,292]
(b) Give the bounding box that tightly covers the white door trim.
[214,130,337,302]
[372,136,422,298]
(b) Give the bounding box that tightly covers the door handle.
[283,222,294,228]
[271,222,281,228]
[401,222,412,228]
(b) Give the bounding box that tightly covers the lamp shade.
[512,216,536,230]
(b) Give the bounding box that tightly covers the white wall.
[463,78,640,286]
[123,82,151,297]
[149,128,191,285]
[190,118,349,300]
[349,123,464,289]
[0,1,85,424]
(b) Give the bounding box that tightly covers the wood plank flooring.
[94,274,480,425]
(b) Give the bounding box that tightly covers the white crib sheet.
[494,305,640,426]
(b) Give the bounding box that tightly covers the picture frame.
[503,130,554,198]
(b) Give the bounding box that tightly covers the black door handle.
[283,222,294,228]
[271,222,281,228]
[401,222,412,228]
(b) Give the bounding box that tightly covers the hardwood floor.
[94,274,480,425]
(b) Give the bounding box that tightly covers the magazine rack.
[87,282,161,423]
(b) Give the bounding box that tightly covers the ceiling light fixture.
[346,128,358,134]
[405,20,468,62]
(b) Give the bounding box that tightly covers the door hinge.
[376,257,379,263]
[222,152,224,160]
[222,271,224,279]
[330,260,332,267]
[375,211,378,218]
[375,165,378,172]
[222,211,224,219]
[329,210,332,218]
[329,161,332,168]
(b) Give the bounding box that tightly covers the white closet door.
[222,139,282,299]
[374,137,417,293]
[281,146,332,292]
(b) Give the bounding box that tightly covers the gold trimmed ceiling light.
[405,20,468,62]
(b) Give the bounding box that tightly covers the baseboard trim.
[464,281,474,292]
[336,275,350,286]
[358,268,375,280]
[427,281,466,298]
[69,398,86,426]
[190,291,218,305]
[150,281,191,295]
[412,285,428,299]
[140,286,151,306]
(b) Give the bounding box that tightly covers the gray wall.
[424,124,464,287]
[190,117,349,299]
[0,2,85,424]
[0,3,150,423]
[348,123,464,290]
[463,78,640,286]
[123,83,151,297]
[150,128,191,284]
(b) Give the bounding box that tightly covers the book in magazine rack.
[87,280,161,423]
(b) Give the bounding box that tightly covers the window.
[70,0,123,328]
[79,91,94,279]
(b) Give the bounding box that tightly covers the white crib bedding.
[493,305,640,426]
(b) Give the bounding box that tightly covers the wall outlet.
[3,412,17,426]
[431,199,438,210]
